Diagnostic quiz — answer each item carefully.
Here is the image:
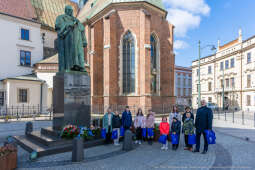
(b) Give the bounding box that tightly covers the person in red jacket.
[159,117,170,150]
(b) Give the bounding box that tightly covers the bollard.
[242,111,244,125]
[232,111,234,123]
[254,112,255,128]
[123,130,133,151]
[25,122,33,135]
[72,138,84,162]
[225,111,226,121]
[218,110,220,120]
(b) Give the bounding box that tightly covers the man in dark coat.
[194,100,213,154]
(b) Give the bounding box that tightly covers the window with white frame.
[0,91,4,106]
[247,75,251,88]
[230,58,235,68]
[247,95,251,106]
[18,89,28,103]
[225,60,229,69]
[208,66,212,74]
[220,62,224,71]
[21,28,30,41]
[247,52,251,64]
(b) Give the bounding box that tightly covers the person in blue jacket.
[122,106,133,131]
[194,100,213,154]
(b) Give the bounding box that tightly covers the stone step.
[14,135,105,158]
[41,127,60,138]
[28,131,65,147]
[14,135,46,154]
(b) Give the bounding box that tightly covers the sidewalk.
[213,118,255,142]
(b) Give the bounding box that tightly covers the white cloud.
[163,0,210,15]
[174,40,189,49]
[163,0,210,38]
[167,9,200,37]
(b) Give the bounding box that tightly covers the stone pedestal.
[53,71,91,131]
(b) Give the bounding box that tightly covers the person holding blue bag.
[182,112,195,151]
[194,100,213,154]
[171,117,181,150]
[134,108,145,145]
[159,116,170,150]
[112,111,122,146]
[122,106,133,132]
[103,107,114,144]
[146,110,155,145]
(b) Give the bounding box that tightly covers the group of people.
[102,100,213,154]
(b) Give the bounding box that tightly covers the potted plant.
[0,144,17,170]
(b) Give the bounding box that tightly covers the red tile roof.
[0,0,36,20]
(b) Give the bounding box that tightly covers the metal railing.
[0,105,52,121]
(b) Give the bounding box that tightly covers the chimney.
[238,28,242,43]
[217,39,220,51]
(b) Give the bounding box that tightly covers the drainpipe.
[40,81,44,113]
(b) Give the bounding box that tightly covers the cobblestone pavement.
[15,130,255,170]
[1,120,255,170]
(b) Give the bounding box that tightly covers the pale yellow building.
[192,29,255,111]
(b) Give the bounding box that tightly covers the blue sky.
[72,0,255,67]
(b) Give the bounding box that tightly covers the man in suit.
[194,100,213,154]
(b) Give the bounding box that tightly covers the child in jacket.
[159,116,170,150]
[134,108,146,145]
[182,112,195,151]
[171,117,181,150]
[146,110,155,145]
[112,111,122,146]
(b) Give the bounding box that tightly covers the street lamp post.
[198,41,201,108]
[222,66,225,111]
[197,41,216,108]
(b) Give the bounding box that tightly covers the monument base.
[53,71,91,130]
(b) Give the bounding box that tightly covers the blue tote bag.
[204,130,216,144]
[147,128,154,137]
[101,129,106,139]
[171,134,179,144]
[142,128,147,138]
[120,127,125,137]
[188,134,196,145]
[158,135,167,144]
[111,130,118,140]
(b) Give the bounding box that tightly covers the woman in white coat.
[169,105,182,132]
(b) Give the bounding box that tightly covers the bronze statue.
[55,5,87,72]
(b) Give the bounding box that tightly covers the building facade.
[192,29,255,111]
[78,0,175,112]
[0,0,77,113]
[175,66,192,106]
[0,0,46,111]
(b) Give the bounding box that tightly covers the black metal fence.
[0,105,52,121]
[91,104,185,116]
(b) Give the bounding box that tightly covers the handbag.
[158,135,167,144]
[188,134,196,145]
[171,134,179,144]
[101,128,106,139]
[111,130,118,140]
[120,127,125,137]
[142,128,147,138]
[204,130,216,144]
[147,128,154,137]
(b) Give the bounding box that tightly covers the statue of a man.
[55,5,87,72]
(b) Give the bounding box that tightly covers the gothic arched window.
[122,31,135,94]
[150,34,158,94]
